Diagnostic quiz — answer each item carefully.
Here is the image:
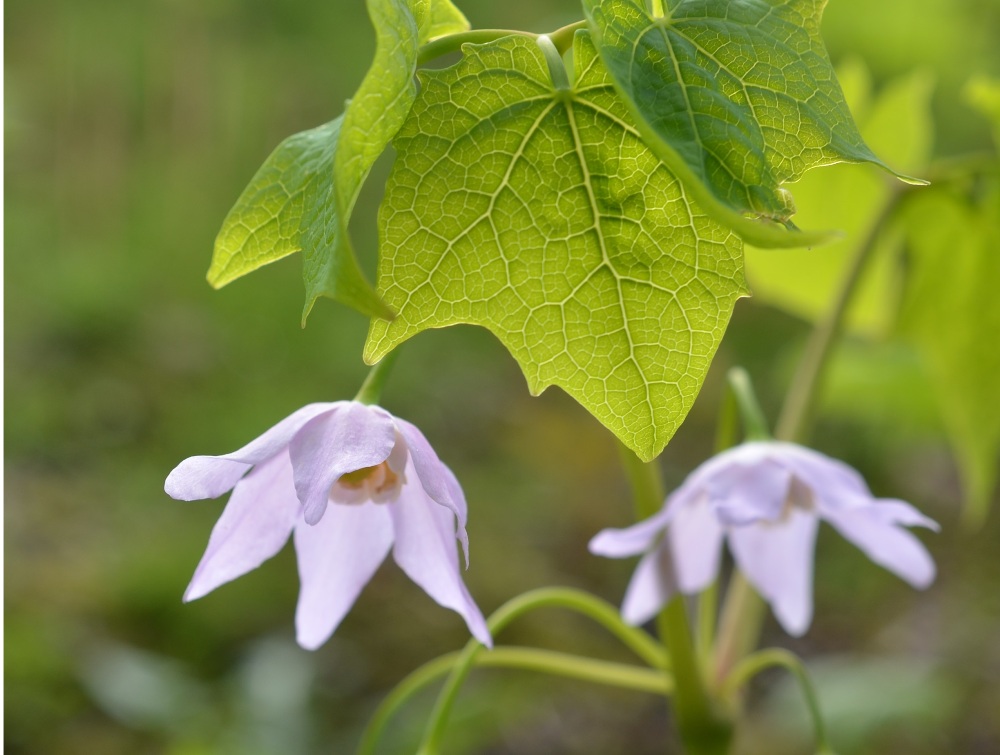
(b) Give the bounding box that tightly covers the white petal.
[621,541,678,626]
[293,502,393,651]
[823,506,936,588]
[868,499,940,531]
[388,475,491,646]
[289,402,397,525]
[588,505,675,558]
[707,459,792,524]
[395,419,463,519]
[728,510,820,637]
[184,452,299,602]
[668,500,724,593]
[165,403,340,500]
[776,443,871,507]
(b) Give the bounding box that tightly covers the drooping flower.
[590,442,938,636]
[165,401,490,650]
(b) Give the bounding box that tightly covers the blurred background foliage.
[5,0,999,753]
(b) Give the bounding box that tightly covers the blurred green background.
[5,0,1000,753]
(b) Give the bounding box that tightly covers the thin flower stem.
[721,649,834,754]
[696,580,718,670]
[354,349,400,405]
[416,587,669,754]
[618,443,733,755]
[726,367,772,441]
[356,647,672,755]
[775,192,902,443]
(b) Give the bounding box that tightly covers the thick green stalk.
[618,444,733,755]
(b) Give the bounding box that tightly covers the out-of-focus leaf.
[900,186,1000,524]
[756,655,961,754]
[744,62,935,335]
[581,0,914,248]
[365,32,747,461]
[964,75,1000,146]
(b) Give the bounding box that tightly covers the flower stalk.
[618,444,734,755]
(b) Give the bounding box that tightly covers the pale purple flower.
[590,442,938,636]
[165,401,490,650]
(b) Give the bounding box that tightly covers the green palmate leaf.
[365,32,747,461]
[306,0,432,323]
[209,117,387,319]
[744,63,935,335]
[900,187,1000,525]
[581,0,917,248]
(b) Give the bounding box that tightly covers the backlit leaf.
[581,0,915,248]
[365,32,747,461]
[744,63,935,335]
[209,117,388,320]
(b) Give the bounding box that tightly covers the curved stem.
[354,349,400,405]
[721,649,834,754]
[547,20,587,54]
[417,28,535,65]
[416,587,668,754]
[416,20,587,66]
[357,647,672,755]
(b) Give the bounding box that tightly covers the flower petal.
[184,452,299,602]
[395,419,463,519]
[620,541,678,626]
[777,443,871,507]
[822,506,937,588]
[728,509,820,636]
[289,402,397,525]
[165,403,340,500]
[388,470,491,646]
[707,459,792,524]
[293,501,394,651]
[668,500,724,593]
[588,505,675,558]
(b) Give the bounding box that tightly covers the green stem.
[721,649,834,754]
[353,349,400,405]
[416,20,585,66]
[618,444,733,755]
[416,587,668,754]
[711,572,765,687]
[537,35,570,91]
[357,647,672,755]
[547,20,587,55]
[774,192,901,444]
[726,367,772,441]
[417,28,535,65]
